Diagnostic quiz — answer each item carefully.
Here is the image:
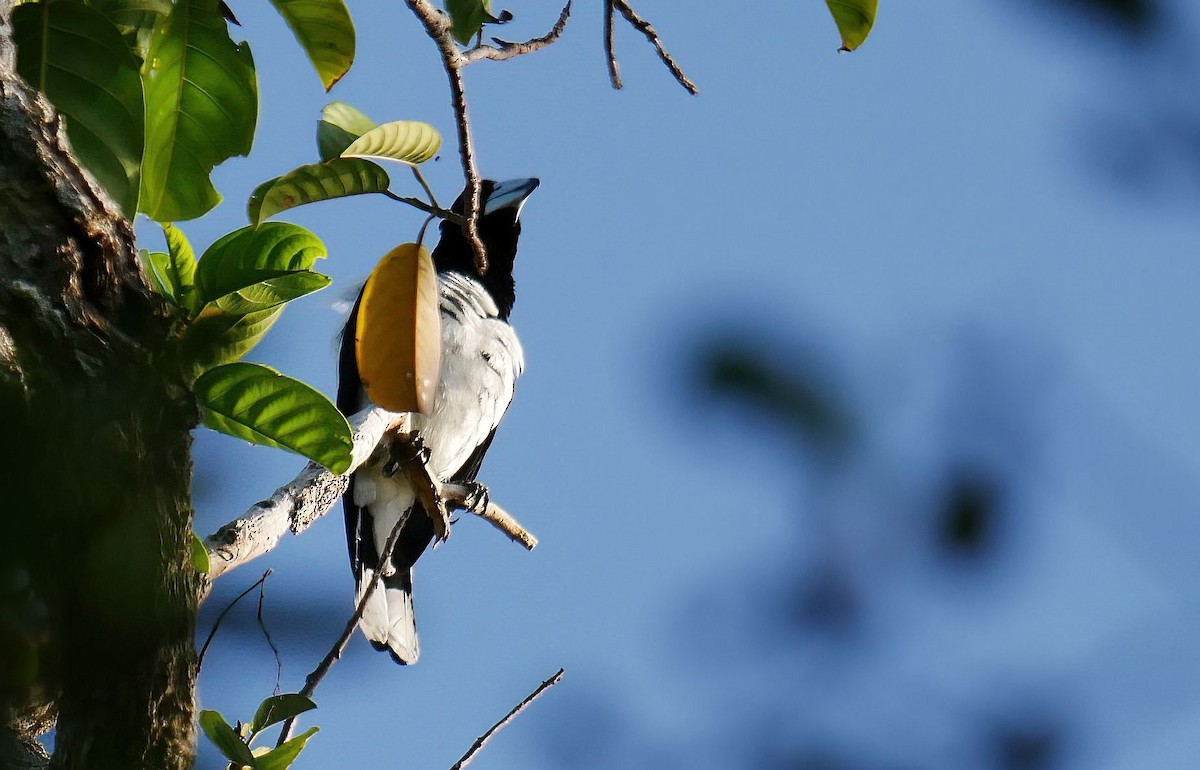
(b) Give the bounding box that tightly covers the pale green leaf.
[248,158,390,224]
[340,120,440,167]
[139,0,257,222]
[825,0,877,52]
[195,222,326,305]
[267,0,355,90]
[196,363,353,474]
[140,250,177,304]
[189,531,210,573]
[199,710,255,767]
[317,101,375,161]
[255,726,319,770]
[12,2,144,215]
[250,694,317,736]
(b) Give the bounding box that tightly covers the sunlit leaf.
[162,223,200,315]
[212,271,331,315]
[199,710,255,767]
[195,222,326,305]
[250,694,317,736]
[139,0,257,222]
[356,243,441,414]
[196,363,353,473]
[825,0,877,52]
[248,158,390,224]
[267,0,355,90]
[317,101,375,161]
[340,121,440,167]
[12,1,144,215]
[445,0,488,45]
[255,726,319,770]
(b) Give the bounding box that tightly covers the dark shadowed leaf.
[317,101,376,160]
[139,0,257,222]
[248,158,391,224]
[183,306,283,373]
[267,0,355,90]
[196,363,353,473]
[255,726,319,770]
[340,120,440,166]
[825,0,877,51]
[445,0,488,45]
[250,694,317,736]
[140,250,176,306]
[12,1,144,215]
[199,710,255,766]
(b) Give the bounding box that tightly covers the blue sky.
[189,2,1200,767]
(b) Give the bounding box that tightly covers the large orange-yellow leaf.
[355,243,441,414]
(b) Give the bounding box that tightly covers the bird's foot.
[458,481,490,514]
[382,433,430,478]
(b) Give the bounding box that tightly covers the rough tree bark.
[0,3,198,768]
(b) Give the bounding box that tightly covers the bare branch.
[382,189,464,225]
[449,668,565,770]
[465,2,572,64]
[609,0,698,95]
[196,569,272,671]
[202,407,401,583]
[604,0,621,89]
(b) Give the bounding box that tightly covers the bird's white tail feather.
[356,567,419,664]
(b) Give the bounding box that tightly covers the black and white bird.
[337,178,538,664]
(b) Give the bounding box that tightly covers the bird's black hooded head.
[432,177,539,320]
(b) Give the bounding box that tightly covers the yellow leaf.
[355,243,441,414]
[825,0,877,52]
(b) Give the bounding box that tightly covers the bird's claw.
[459,481,490,514]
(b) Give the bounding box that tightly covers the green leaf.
[189,531,210,573]
[250,694,317,736]
[196,363,353,474]
[140,250,176,304]
[183,306,283,372]
[445,0,488,45]
[317,101,375,161]
[248,158,390,224]
[255,726,318,770]
[199,710,256,767]
[12,2,145,215]
[195,222,326,305]
[212,270,331,315]
[90,0,171,61]
[825,0,877,52]
[139,0,258,222]
[340,121,440,167]
[267,0,355,91]
[162,223,200,315]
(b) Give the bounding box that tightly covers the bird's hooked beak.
[484,178,540,218]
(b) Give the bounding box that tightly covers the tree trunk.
[0,4,199,768]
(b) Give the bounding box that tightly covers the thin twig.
[382,189,464,225]
[609,0,698,95]
[275,506,414,746]
[449,668,565,770]
[465,1,572,64]
[257,576,282,694]
[603,0,621,89]
[411,165,441,209]
[197,569,272,671]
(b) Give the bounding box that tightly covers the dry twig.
[606,0,698,94]
[465,2,572,64]
[449,668,566,770]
